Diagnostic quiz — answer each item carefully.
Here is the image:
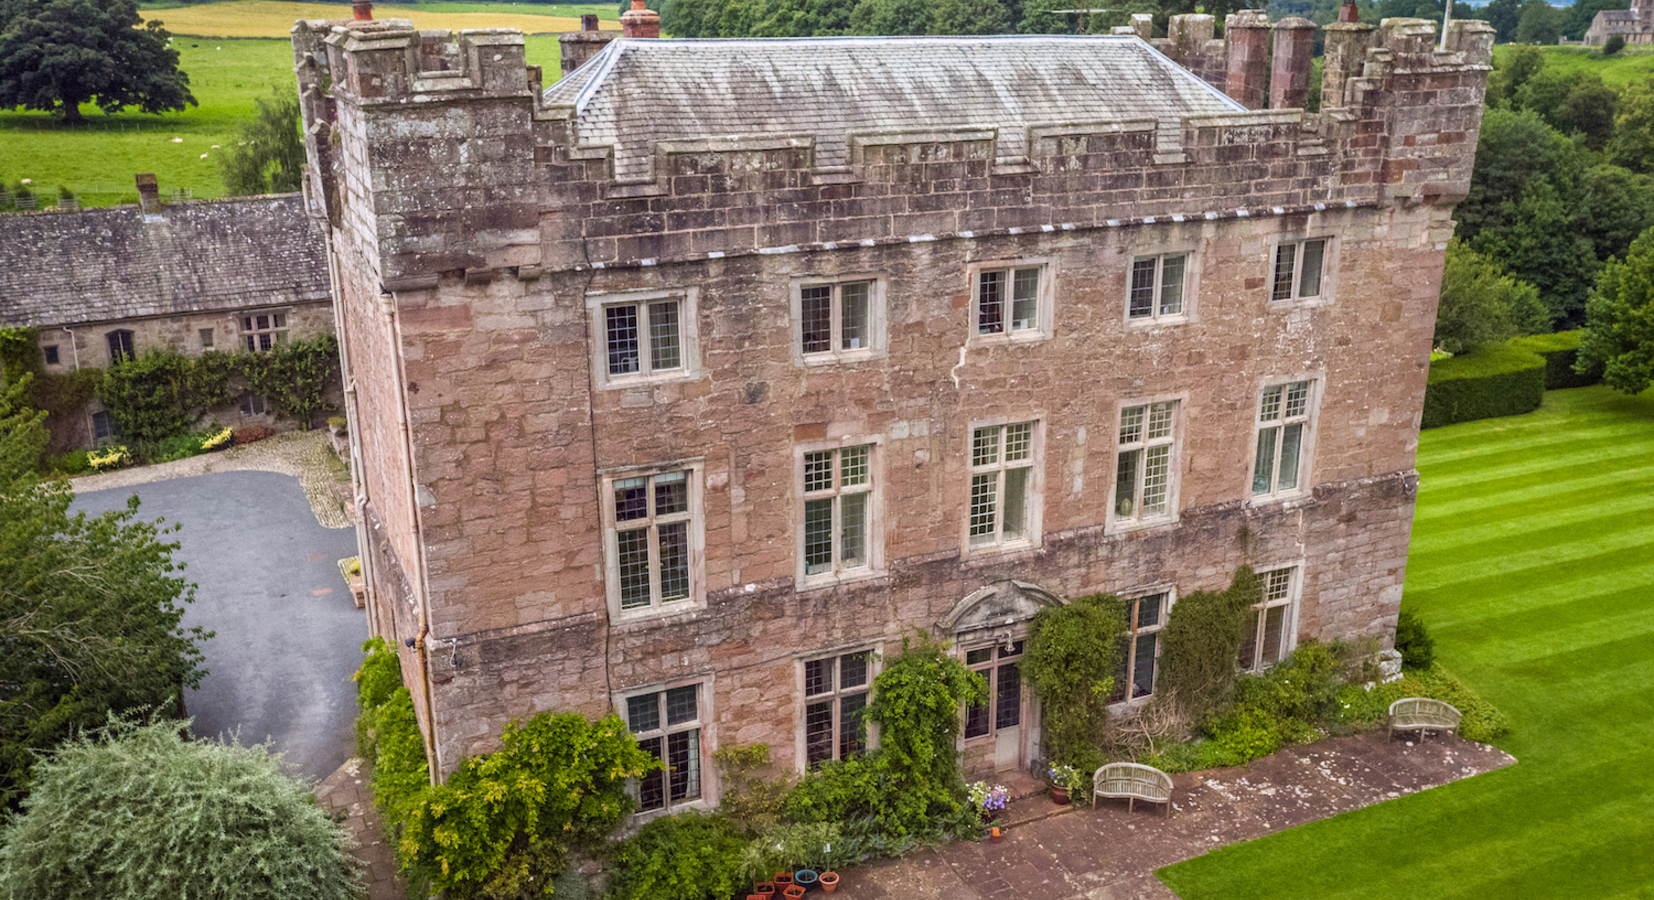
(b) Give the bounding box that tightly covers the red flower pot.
[783,886,806,900]
[1050,785,1071,805]
[819,871,840,894]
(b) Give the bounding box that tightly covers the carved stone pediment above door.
[940,579,1064,639]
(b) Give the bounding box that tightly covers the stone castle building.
[291,11,1492,810]
[1585,0,1653,47]
[0,183,333,449]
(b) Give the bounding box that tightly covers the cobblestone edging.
[70,430,355,529]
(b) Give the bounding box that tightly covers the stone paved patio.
[315,758,405,900]
[837,731,1515,900]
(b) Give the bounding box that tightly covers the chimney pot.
[1338,1,1359,23]
[135,173,161,217]
[581,13,599,30]
[621,0,660,38]
[352,0,372,20]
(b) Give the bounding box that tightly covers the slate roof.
[0,194,330,329]
[544,35,1247,182]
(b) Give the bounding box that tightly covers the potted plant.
[968,780,1010,822]
[1047,764,1083,805]
[818,870,840,893]
[793,869,818,892]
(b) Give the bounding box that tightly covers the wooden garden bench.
[1388,697,1461,740]
[1092,762,1173,818]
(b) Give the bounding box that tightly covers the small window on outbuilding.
[43,345,59,366]
[240,393,267,417]
[92,411,113,440]
[200,328,215,349]
[106,330,134,363]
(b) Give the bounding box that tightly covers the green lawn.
[1493,44,1654,88]
[0,33,566,206]
[1159,385,1654,900]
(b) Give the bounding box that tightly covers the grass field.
[1493,44,1654,87]
[0,0,592,205]
[139,0,617,37]
[1158,385,1654,899]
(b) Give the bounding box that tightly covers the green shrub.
[1394,610,1436,670]
[0,718,358,900]
[781,754,880,825]
[1509,330,1602,389]
[1231,641,1346,727]
[1331,665,1509,743]
[860,633,985,840]
[1025,592,1125,772]
[403,712,656,899]
[1422,342,1546,428]
[43,449,90,476]
[96,349,235,447]
[713,743,790,836]
[370,688,430,836]
[605,811,748,900]
[1158,568,1260,721]
[1206,706,1282,763]
[354,637,406,759]
[737,821,844,881]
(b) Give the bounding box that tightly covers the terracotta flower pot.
[819,871,840,894]
[783,886,806,900]
[1049,785,1071,805]
[754,883,776,898]
[774,873,794,887]
[990,826,1003,844]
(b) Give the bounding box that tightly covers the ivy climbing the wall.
[1156,567,1261,722]
[1025,592,1126,779]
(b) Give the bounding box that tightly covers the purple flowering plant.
[968,781,1010,813]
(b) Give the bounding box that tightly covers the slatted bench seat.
[1092,762,1173,818]
[1388,697,1461,740]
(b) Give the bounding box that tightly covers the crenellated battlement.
[295,17,1491,286]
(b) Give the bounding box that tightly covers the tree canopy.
[1578,226,1654,395]
[0,0,196,123]
[1435,240,1549,355]
[0,718,358,900]
[219,90,304,197]
[0,371,207,809]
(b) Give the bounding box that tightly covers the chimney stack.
[352,0,372,20]
[621,0,659,38]
[581,13,599,30]
[1270,18,1317,110]
[135,174,161,217]
[1223,10,1271,110]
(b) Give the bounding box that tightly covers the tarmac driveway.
[74,470,365,782]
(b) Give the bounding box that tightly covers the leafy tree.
[1517,69,1618,150]
[1514,0,1560,43]
[1610,78,1654,174]
[219,90,304,196]
[401,711,656,899]
[0,718,358,899]
[1457,108,1596,325]
[1434,240,1549,355]
[1578,226,1654,394]
[0,0,196,124]
[1025,592,1125,771]
[0,378,207,809]
[1484,43,1544,109]
[1483,0,1522,42]
[849,0,932,35]
[1581,163,1654,263]
[243,334,341,430]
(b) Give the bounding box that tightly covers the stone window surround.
[585,286,703,391]
[613,676,716,820]
[965,256,1056,347]
[1246,373,1322,506]
[794,642,884,774]
[1265,232,1338,308]
[794,434,886,590]
[1239,562,1305,672]
[1123,243,1201,328]
[106,328,135,363]
[790,272,888,366]
[598,458,707,622]
[1106,391,1189,535]
[238,308,292,352]
[1106,582,1178,711]
[961,415,1045,558]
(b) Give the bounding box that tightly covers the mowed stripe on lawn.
[1158,386,1654,900]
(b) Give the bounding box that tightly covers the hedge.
[1422,342,1545,428]
[1508,330,1602,390]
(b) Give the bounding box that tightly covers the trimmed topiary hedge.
[1422,343,1546,429]
[1508,330,1602,390]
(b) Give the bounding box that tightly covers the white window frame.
[792,275,886,365]
[797,647,879,772]
[1125,249,1195,326]
[599,461,706,621]
[587,287,701,390]
[795,436,884,589]
[966,258,1055,345]
[618,680,711,817]
[1267,236,1335,306]
[240,310,290,352]
[1239,565,1302,672]
[963,418,1043,555]
[1108,586,1175,707]
[1109,396,1183,532]
[1249,377,1319,504]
